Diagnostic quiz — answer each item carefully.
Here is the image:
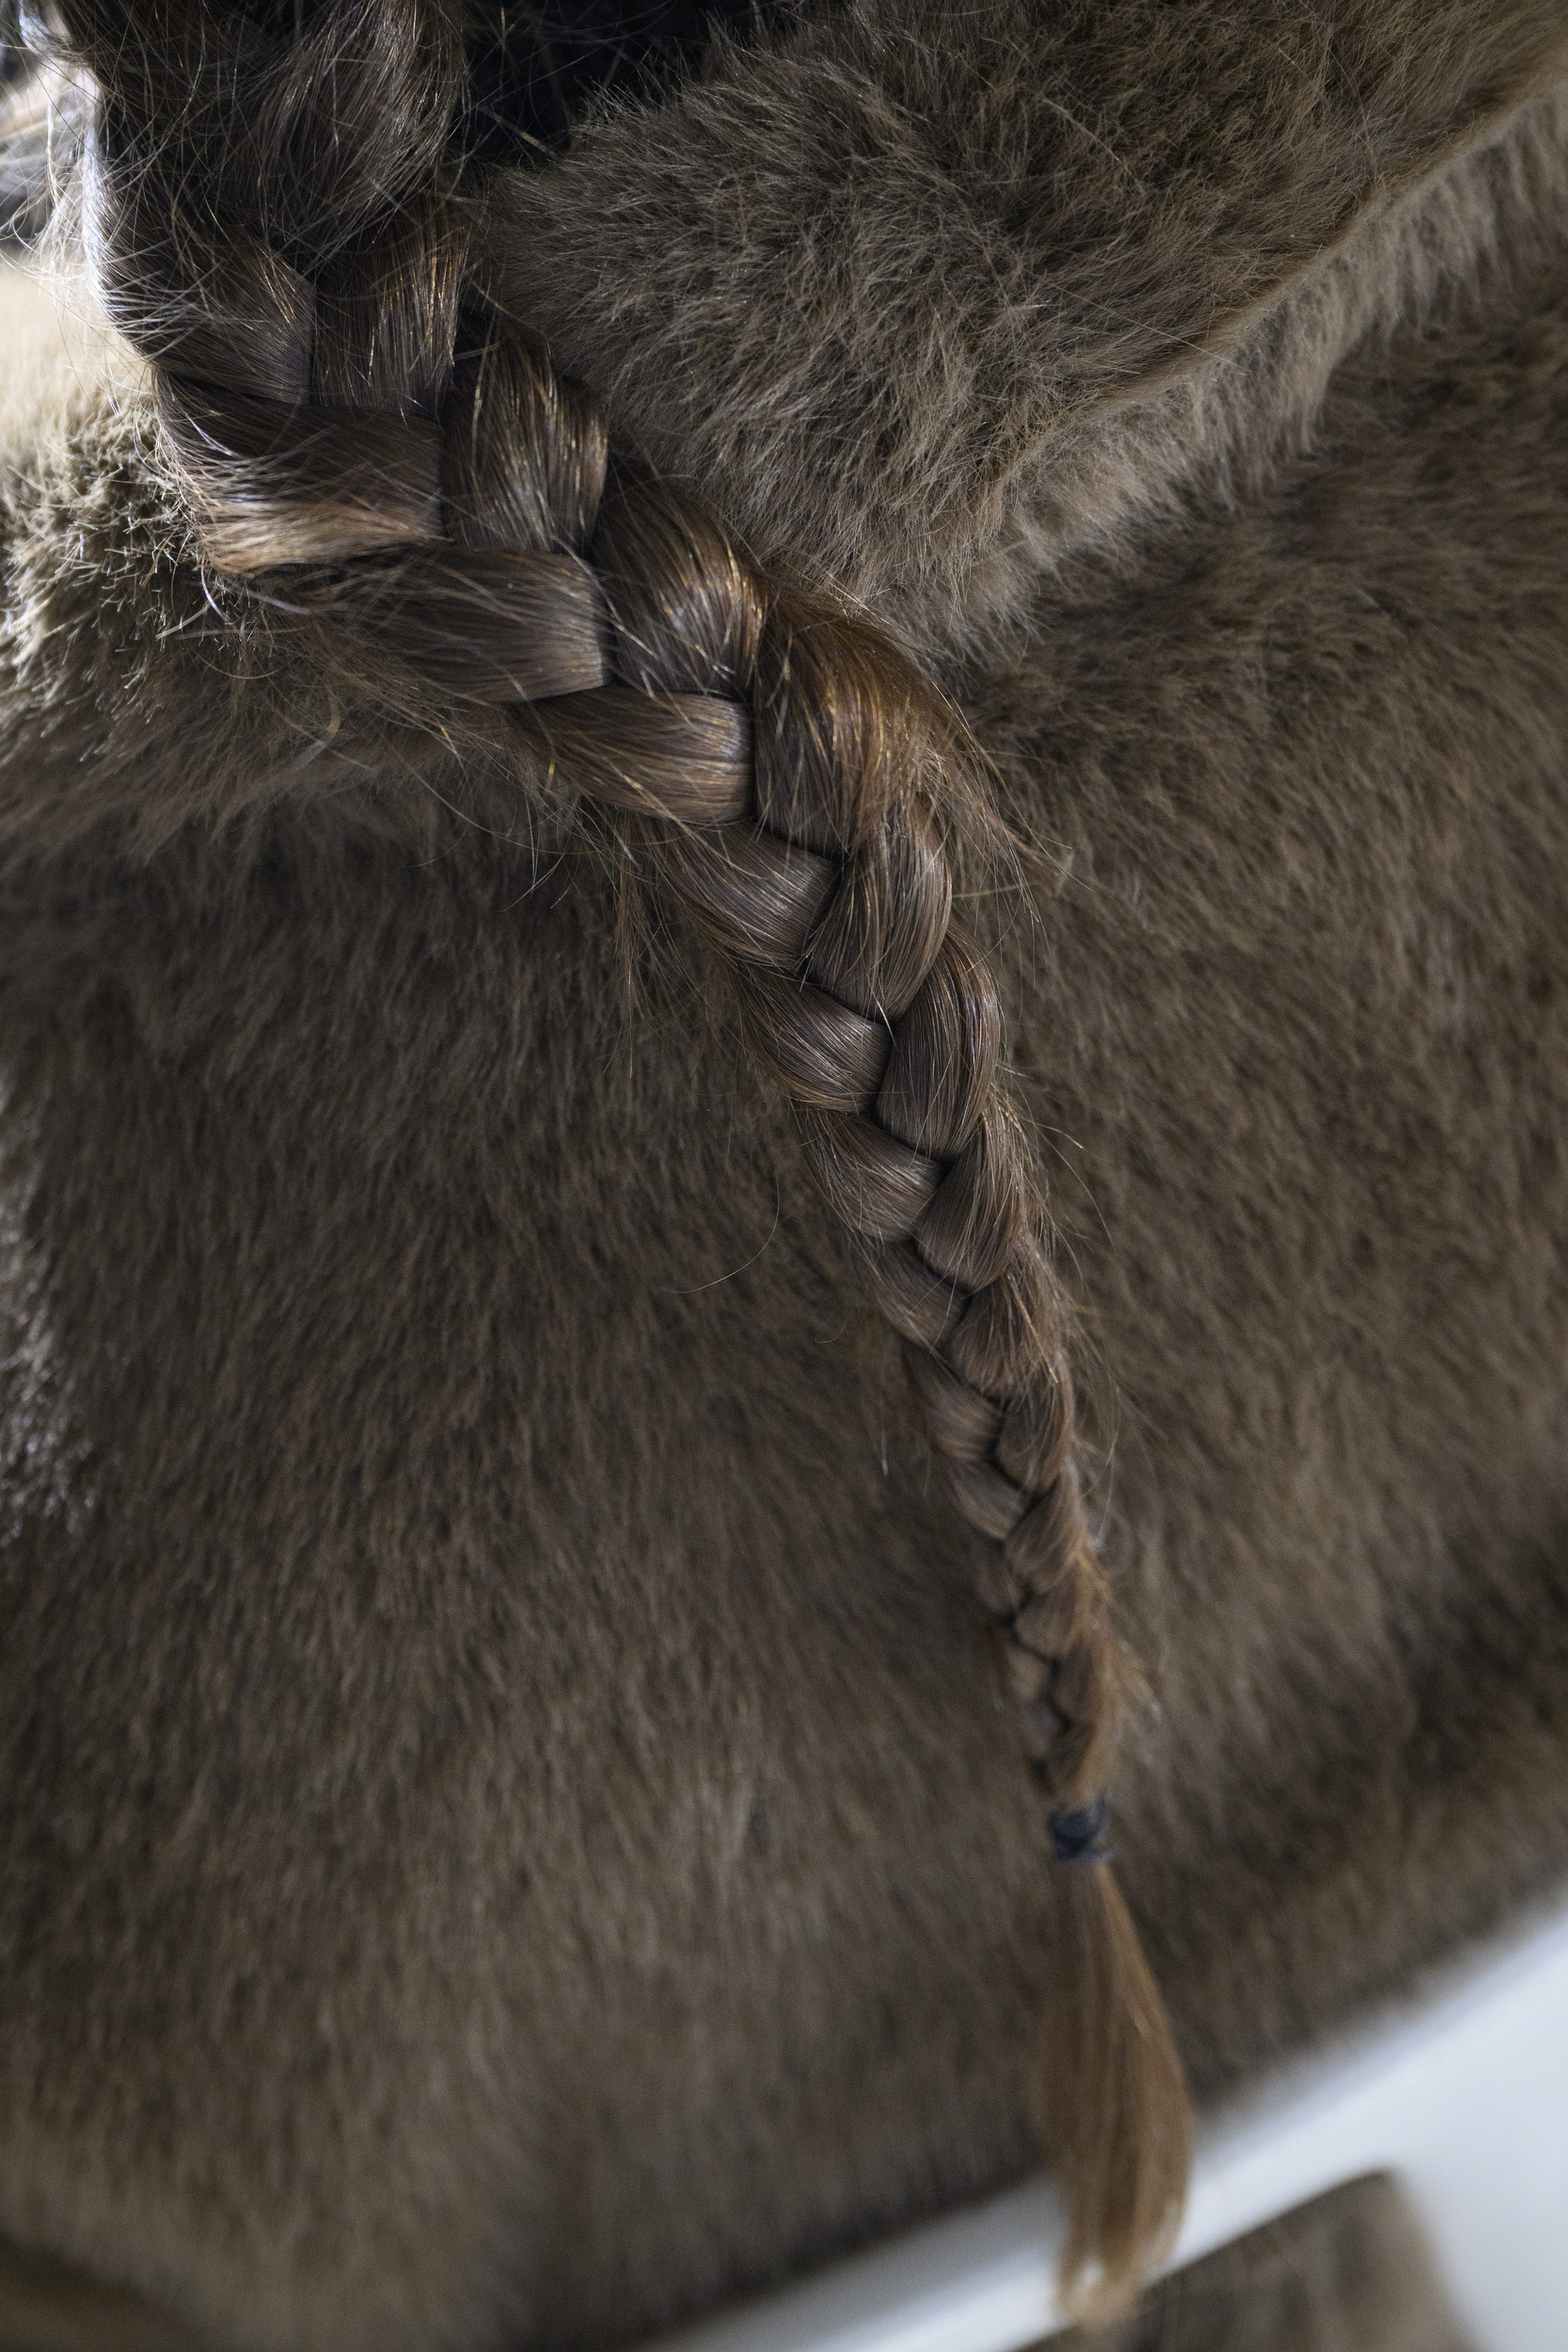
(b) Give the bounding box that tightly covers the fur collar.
[487,0,1568,665]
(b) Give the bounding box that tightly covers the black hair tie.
[1049,1794,1112,1865]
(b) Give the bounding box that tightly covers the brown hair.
[39,0,1189,2317]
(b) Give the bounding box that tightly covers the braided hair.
[32,0,1190,2317]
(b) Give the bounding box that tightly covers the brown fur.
[1048,2175,1473,2352]
[12,0,1195,2316]
[2,4,1568,2347]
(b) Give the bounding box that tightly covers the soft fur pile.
[3,3,1568,2346]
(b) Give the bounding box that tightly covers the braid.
[47,0,1190,2317]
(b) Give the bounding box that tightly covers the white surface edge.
[646,1895,1568,2352]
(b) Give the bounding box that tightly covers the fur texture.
[3,3,1568,2346]
[1049,2174,1473,2352]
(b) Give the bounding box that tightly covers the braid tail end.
[1039,1859,1192,2326]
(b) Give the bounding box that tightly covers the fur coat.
[3,1,1568,2344]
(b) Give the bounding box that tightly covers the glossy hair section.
[47,0,1191,2315]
